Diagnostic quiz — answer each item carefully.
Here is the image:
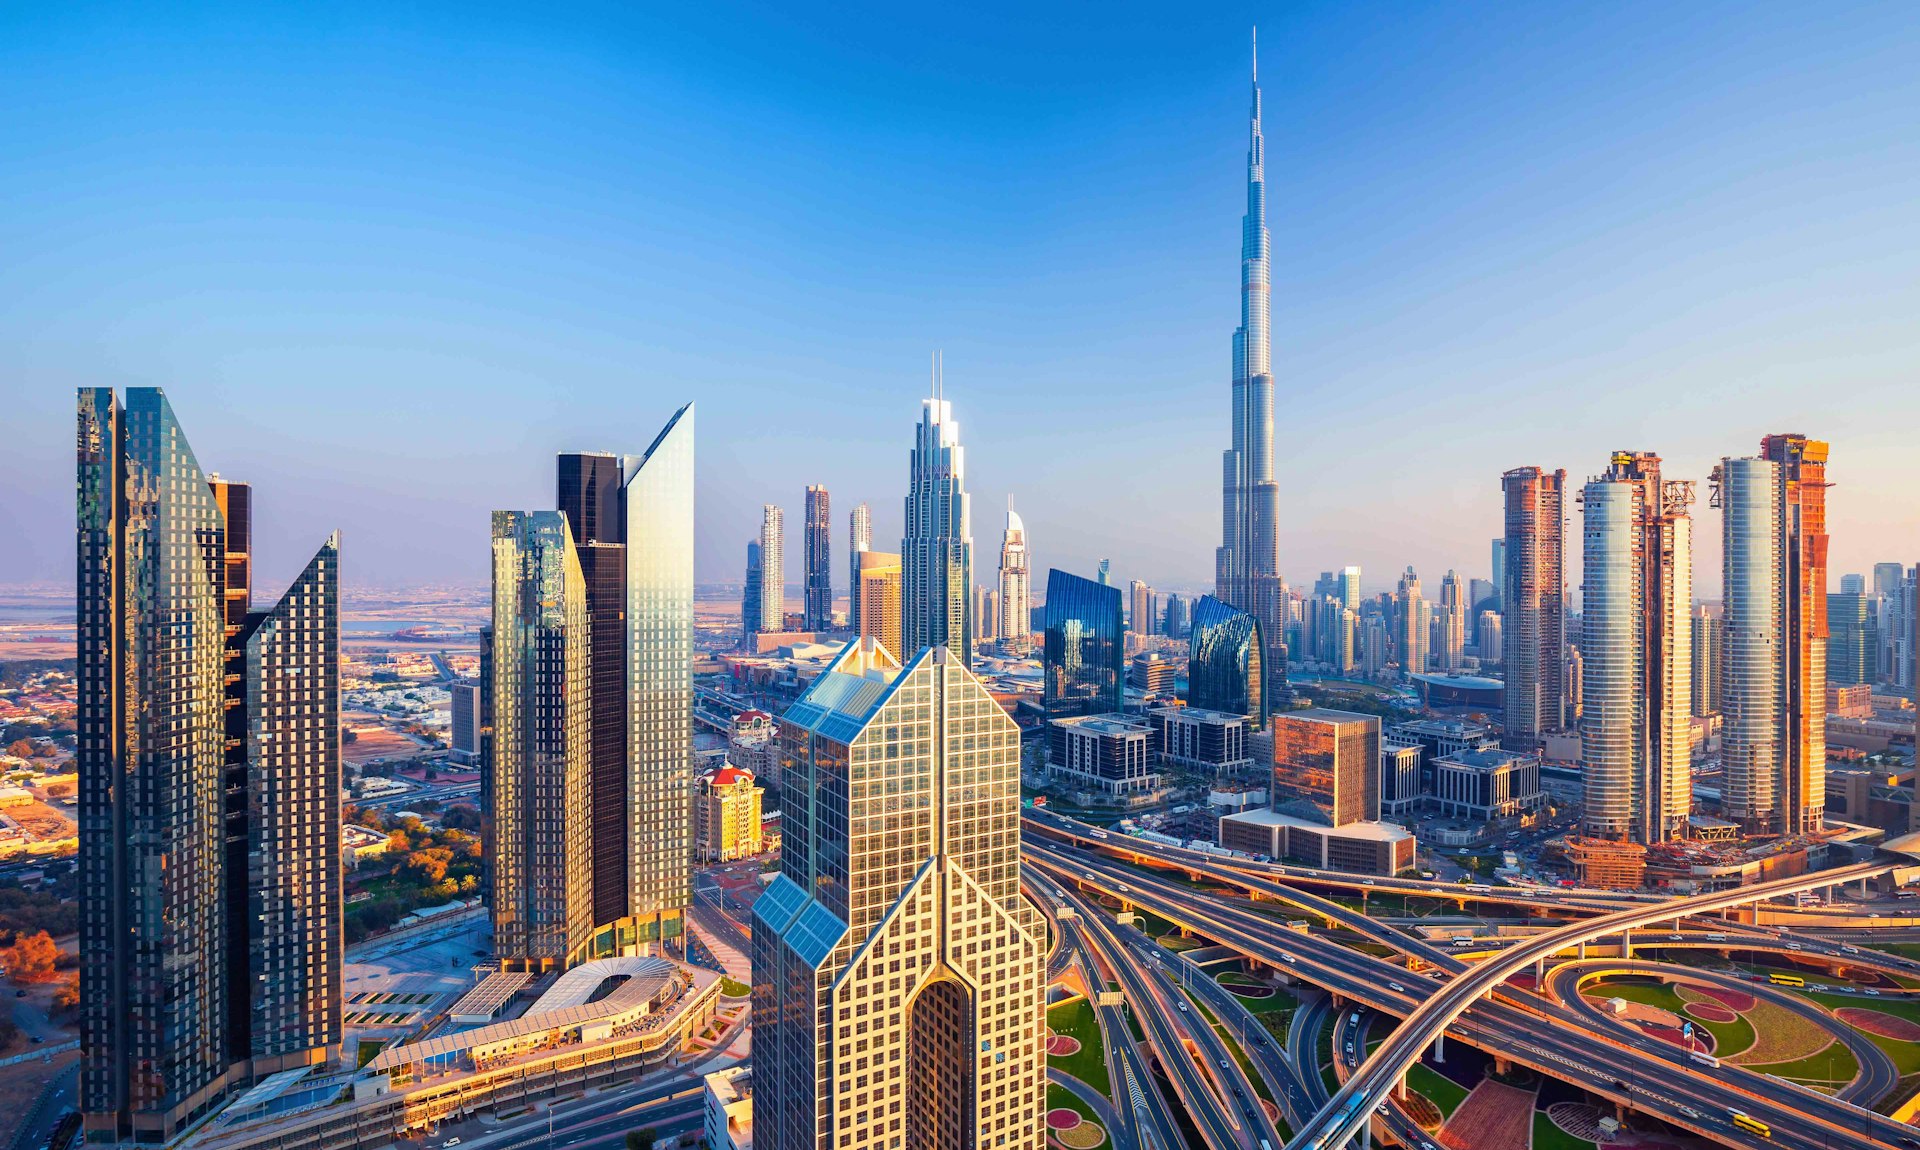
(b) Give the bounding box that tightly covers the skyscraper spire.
[1217,35,1285,679]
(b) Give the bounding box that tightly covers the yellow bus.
[1729,1110,1772,1138]
[1767,972,1804,988]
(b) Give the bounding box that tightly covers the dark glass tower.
[1188,594,1267,726]
[1041,568,1124,717]
[77,389,341,1142]
[244,535,343,1068]
[804,484,832,631]
[558,452,630,928]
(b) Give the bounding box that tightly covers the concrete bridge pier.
[1430,1032,1446,1064]
[1620,928,1631,958]
[1534,958,1544,987]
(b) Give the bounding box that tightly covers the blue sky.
[3,2,1916,597]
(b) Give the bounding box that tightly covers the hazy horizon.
[5,3,1918,597]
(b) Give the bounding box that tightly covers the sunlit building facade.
[1501,466,1567,745]
[857,550,903,660]
[757,504,786,635]
[488,510,594,970]
[753,641,1046,1150]
[1716,437,1830,835]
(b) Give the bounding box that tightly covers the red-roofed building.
[696,763,765,862]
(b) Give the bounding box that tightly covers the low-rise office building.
[1217,808,1415,876]
[1149,707,1251,776]
[1046,713,1161,799]
[1429,747,1545,823]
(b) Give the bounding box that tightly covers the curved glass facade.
[1042,568,1123,717]
[1581,481,1638,840]
[1188,594,1266,726]
[1719,456,1780,830]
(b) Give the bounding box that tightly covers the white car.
[1389,982,1407,993]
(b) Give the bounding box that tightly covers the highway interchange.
[1023,808,1920,1150]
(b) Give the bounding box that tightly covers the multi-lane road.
[1028,830,1920,1150]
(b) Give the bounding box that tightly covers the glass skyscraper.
[1042,568,1124,717]
[620,405,696,947]
[1216,35,1284,662]
[1188,594,1267,726]
[488,511,594,969]
[558,451,633,929]
[902,391,973,667]
[752,641,1045,1150]
[804,484,832,630]
[848,501,871,634]
[77,389,341,1142]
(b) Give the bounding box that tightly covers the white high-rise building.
[998,498,1030,654]
[848,502,871,634]
[757,504,784,634]
[1581,451,1692,844]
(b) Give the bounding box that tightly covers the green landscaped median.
[1407,1063,1468,1118]
[1046,998,1112,1097]
[1801,990,1920,1075]
[1589,980,1755,1057]
[1746,1041,1859,1085]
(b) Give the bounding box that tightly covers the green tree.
[624,1128,657,1150]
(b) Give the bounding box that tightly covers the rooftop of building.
[1049,712,1152,736]
[1408,672,1505,691]
[1387,717,1490,737]
[1277,706,1380,727]
[1146,705,1246,725]
[1220,807,1414,842]
[1433,746,1533,770]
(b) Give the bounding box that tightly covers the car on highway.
[1667,933,1683,941]
[1388,982,1406,993]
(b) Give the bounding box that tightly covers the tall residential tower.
[77,390,341,1142]
[998,498,1030,654]
[1580,452,1693,844]
[848,502,872,634]
[1501,467,1567,746]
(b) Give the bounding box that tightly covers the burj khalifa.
[1216,33,1286,667]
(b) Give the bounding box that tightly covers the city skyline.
[7,5,1920,594]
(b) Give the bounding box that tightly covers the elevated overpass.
[1029,840,1919,1150]
[1291,859,1892,1150]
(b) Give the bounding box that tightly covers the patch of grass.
[718,977,751,998]
[1407,1063,1468,1118]
[1800,991,1920,1075]
[1532,1111,1596,1150]
[1320,1059,1340,1096]
[1156,934,1204,953]
[1589,980,1755,1057]
[355,1040,384,1069]
[1046,998,1112,1098]
[1746,1041,1858,1084]
[1045,1082,1095,1125]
